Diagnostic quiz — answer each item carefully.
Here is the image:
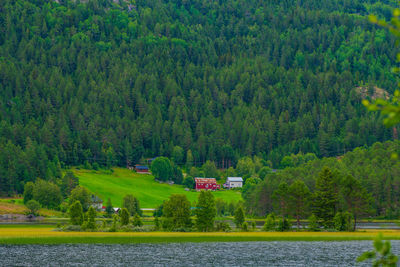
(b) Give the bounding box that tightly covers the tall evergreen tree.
[195,191,216,232]
[312,167,339,228]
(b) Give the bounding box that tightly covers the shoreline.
[1,227,400,244]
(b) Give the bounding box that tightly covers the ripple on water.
[2,241,400,267]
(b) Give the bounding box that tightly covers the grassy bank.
[75,168,242,208]
[1,226,400,244]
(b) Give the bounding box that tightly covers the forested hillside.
[0,0,398,194]
[243,141,400,219]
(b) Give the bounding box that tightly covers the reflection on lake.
[2,241,400,266]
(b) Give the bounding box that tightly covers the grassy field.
[74,168,242,208]
[1,226,400,244]
[0,199,62,217]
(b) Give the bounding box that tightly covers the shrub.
[63,225,82,231]
[32,179,63,209]
[234,206,245,228]
[109,214,119,232]
[69,186,91,212]
[122,194,141,216]
[251,221,257,231]
[23,182,34,204]
[216,222,232,232]
[334,212,354,231]
[25,199,40,215]
[241,222,249,232]
[120,208,130,226]
[154,217,160,230]
[86,206,97,230]
[277,217,291,232]
[308,214,319,231]
[132,214,143,227]
[263,213,276,231]
[69,201,84,226]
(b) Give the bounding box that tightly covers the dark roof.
[135,165,149,170]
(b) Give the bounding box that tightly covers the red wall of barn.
[195,182,217,190]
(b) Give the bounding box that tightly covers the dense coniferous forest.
[0,0,398,194]
[243,141,400,219]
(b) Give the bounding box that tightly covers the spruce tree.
[312,167,338,228]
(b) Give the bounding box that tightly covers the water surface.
[2,241,399,266]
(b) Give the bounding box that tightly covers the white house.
[90,195,103,211]
[224,177,243,189]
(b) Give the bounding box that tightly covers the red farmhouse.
[194,178,220,191]
[134,164,150,173]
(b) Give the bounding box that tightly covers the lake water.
[1,241,400,266]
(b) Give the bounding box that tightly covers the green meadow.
[74,168,242,208]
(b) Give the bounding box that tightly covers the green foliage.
[110,214,118,232]
[195,191,216,232]
[366,8,400,128]
[263,213,276,231]
[312,167,338,228]
[273,182,290,217]
[277,217,291,232]
[234,206,245,228]
[183,176,195,189]
[32,179,63,209]
[251,221,257,231]
[241,222,249,232]
[333,212,354,232]
[216,222,232,232]
[357,234,398,267]
[288,180,311,229]
[69,201,84,226]
[244,141,400,219]
[25,199,40,216]
[23,182,34,204]
[0,0,398,196]
[236,157,255,179]
[122,194,141,216]
[86,206,97,230]
[132,214,143,227]
[105,198,114,217]
[154,216,160,230]
[78,168,241,208]
[69,186,91,212]
[120,208,130,226]
[162,194,192,230]
[215,198,227,216]
[172,146,184,164]
[151,157,173,182]
[61,171,79,198]
[308,214,319,231]
[202,161,219,179]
